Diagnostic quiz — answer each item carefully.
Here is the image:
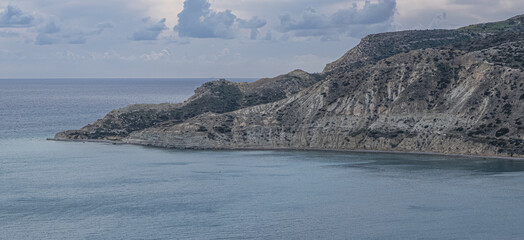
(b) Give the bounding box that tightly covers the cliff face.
[55,15,524,158]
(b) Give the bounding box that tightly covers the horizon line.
[0,77,262,80]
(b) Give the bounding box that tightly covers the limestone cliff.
[55,15,524,158]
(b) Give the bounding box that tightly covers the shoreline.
[47,138,524,161]
[47,138,125,145]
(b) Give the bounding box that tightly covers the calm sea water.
[1,79,524,239]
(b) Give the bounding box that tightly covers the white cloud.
[89,50,136,61]
[140,49,171,60]
[54,50,85,60]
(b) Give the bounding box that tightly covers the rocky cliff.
[55,15,524,158]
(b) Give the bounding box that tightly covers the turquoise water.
[1,79,524,239]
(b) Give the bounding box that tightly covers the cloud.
[51,49,172,61]
[34,20,61,45]
[89,50,135,61]
[40,20,61,34]
[278,0,397,38]
[35,33,87,45]
[0,5,35,28]
[131,17,167,41]
[54,50,86,60]
[173,0,266,40]
[0,4,117,44]
[0,30,19,37]
[262,30,273,40]
[96,22,114,33]
[35,19,113,45]
[238,16,267,29]
[331,0,397,25]
[238,16,267,40]
[174,0,237,39]
[140,49,171,60]
[448,0,491,5]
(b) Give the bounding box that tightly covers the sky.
[0,0,523,78]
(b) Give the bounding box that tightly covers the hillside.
[55,15,524,158]
[56,70,322,141]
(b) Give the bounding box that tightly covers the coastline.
[46,138,125,145]
[47,138,524,161]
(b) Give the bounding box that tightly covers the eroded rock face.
[124,48,523,157]
[56,15,524,158]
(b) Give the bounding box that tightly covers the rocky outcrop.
[55,69,322,141]
[322,29,470,74]
[55,15,524,158]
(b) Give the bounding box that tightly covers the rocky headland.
[54,15,524,158]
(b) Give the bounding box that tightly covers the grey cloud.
[278,0,396,39]
[263,30,273,41]
[174,0,236,39]
[97,22,114,29]
[65,35,87,44]
[96,22,114,34]
[249,29,259,40]
[0,4,115,44]
[331,0,396,25]
[238,16,267,40]
[280,9,329,32]
[35,33,58,45]
[0,5,35,28]
[238,16,267,29]
[131,18,167,41]
[40,21,61,34]
[0,30,19,37]
[35,20,112,45]
[174,0,266,40]
[35,20,61,45]
[35,34,88,45]
[449,0,491,5]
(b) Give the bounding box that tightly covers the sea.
[1,78,524,240]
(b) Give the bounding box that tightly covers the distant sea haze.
[1,78,524,239]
